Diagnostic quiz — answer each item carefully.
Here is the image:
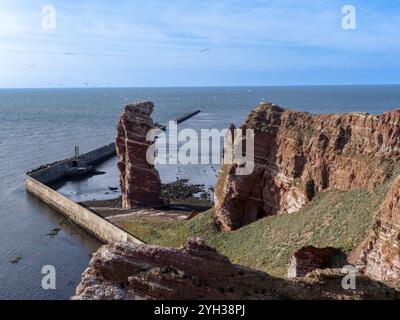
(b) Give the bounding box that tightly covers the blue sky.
[0,0,399,87]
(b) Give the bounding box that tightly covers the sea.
[1,85,400,299]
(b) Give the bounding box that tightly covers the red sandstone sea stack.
[116,101,168,209]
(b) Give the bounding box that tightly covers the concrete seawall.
[26,143,144,245]
[28,143,116,185]
[26,176,144,244]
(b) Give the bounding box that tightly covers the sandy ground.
[57,158,215,228]
[80,196,213,225]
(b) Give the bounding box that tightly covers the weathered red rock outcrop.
[72,239,399,300]
[215,102,400,231]
[358,176,400,282]
[116,101,168,209]
[288,246,347,278]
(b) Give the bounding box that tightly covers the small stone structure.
[288,246,347,278]
[116,101,168,209]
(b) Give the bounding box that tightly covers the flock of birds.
[6,47,212,88]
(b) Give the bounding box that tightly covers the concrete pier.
[157,110,201,131]
[27,143,116,185]
[25,143,142,244]
[26,176,143,244]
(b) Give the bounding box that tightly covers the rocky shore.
[79,178,212,221]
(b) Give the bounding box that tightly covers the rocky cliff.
[215,102,400,231]
[116,101,168,209]
[358,176,400,282]
[73,239,399,300]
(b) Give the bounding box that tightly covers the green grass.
[119,182,392,278]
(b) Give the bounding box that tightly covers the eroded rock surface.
[73,239,399,300]
[215,102,400,231]
[116,101,168,209]
[358,176,400,282]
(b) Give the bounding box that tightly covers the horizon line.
[1,83,400,90]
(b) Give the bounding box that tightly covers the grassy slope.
[119,182,391,278]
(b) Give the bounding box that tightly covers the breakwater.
[28,143,116,185]
[26,177,143,244]
[157,110,201,131]
[26,143,143,244]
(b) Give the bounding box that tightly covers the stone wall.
[80,143,116,165]
[28,143,116,185]
[26,176,143,244]
[288,246,347,278]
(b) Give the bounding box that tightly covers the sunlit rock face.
[215,102,400,231]
[116,101,168,209]
[358,176,400,282]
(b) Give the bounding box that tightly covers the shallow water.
[1,85,400,299]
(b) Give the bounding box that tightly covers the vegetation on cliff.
[118,179,393,277]
[214,103,400,231]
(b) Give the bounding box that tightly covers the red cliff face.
[116,101,168,209]
[358,176,400,282]
[215,102,400,231]
[72,239,399,300]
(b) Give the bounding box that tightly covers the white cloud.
[0,12,26,37]
[0,0,399,87]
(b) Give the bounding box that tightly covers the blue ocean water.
[0,85,400,299]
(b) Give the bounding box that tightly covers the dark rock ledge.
[72,238,399,300]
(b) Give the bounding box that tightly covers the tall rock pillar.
[116,101,168,209]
